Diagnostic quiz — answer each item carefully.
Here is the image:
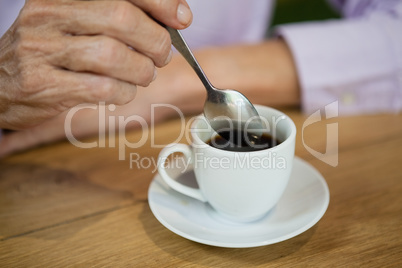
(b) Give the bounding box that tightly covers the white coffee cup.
[158,105,296,222]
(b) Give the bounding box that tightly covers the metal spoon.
[165,27,264,140]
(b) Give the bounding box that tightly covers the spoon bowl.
[165,27,264,139]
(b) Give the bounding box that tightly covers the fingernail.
[165,49,173,65]
[152,68,157,81]
[177,3,192,26]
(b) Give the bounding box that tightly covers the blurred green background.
[270,0,340,29]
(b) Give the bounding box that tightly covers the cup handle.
[158,144,207,202]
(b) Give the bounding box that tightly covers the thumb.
[0,121,66,158]
[0,130,41,157]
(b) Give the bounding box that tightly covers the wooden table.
[1,109,401,267]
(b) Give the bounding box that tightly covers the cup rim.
[190,105,296,155]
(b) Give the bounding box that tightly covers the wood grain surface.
[1,109,401,267]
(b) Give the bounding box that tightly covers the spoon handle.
[165,27,214,92]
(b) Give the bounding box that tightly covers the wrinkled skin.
[0,0,193,130]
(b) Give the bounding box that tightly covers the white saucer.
[148,156,329,248]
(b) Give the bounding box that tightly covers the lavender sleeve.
[276,0,402,115]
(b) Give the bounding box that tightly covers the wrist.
[162,54,205,116]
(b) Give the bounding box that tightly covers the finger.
[0,132,28,157]
[85,0,192,28]
[50,68,138,106]
[50,35,157,87]
[0,128,53,158]
[0,110,72,157]
[57,1,173,67]
[128,0,193,29]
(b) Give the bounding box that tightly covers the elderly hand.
[0,39,301,158]
[0,0,192,130]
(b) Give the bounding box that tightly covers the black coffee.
[206,130,282,152]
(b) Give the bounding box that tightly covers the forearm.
[199,39,300,107]
[278,0,402,115]
[163,39,301,116]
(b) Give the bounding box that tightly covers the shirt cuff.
[276,18,402,115]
